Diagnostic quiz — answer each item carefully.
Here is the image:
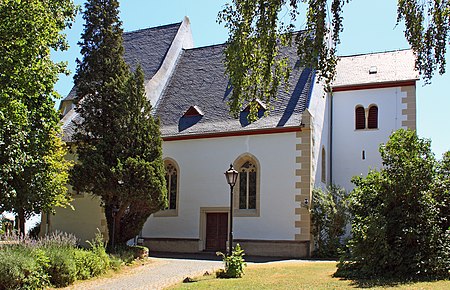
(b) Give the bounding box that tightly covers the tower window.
[368,105,378,129]
[355,106,366,130]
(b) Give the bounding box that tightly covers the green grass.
[169,262,450,289]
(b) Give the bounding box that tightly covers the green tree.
[218,0,450,117]
[0,0,76,234]
[311,185,349,258]
[71,0,167,249]
[336,129,450,279]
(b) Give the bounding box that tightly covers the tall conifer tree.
[72,0,166,248]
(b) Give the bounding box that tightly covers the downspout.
[329,92,333,185]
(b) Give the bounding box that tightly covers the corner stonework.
[294,111,313,243]
[401,85,416,130]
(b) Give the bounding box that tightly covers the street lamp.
[224,164,239,256]
[111,205,119,251]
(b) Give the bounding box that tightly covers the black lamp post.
[111,205,119,251]
[224,164,239,256]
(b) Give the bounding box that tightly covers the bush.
[86,230,110,274]
[73,250,92,280]
[336,129,450,279]
[311,185,349,258]
[28,222,41,239]
[45,247,78,287]
[0,231,134,288]
[216,244,247,278]
[0,247,49,290]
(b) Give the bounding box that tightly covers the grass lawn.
[169,261,450,289]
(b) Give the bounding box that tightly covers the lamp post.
[111,205,119,251]
[113,180,124,251]
[224,164,239,256]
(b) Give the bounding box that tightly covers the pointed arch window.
[368,105,378,129]
[355,106,365,130]
[238,161,257,209]
[321,147,326,183]
[155,159,179,217]
[165,162,178,210]
[234,154,260,217]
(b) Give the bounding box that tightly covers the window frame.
[321,147,326,183]
[355,105,366,130]
[233,153,260,217]
[367,105,378,129]
[154,158,179,217]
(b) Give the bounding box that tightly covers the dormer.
[242,99,267,113]
[183,105,204,117]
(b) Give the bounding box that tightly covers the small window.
[355,106,365,130]
[321,147,326,183]
[165,161,178,210]
[368,105,378,129]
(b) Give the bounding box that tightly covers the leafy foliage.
[218,0,449,117]
[216,244,247,278]
[0,247,50,290]
[311,185,349,258]
[0,0,76,233]
[0,231,119,288]
[336,129,450,279]
[71,0,166,249]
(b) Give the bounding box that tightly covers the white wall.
[142,132,299,241]
[307,79,330,189]
[332,87,407,191]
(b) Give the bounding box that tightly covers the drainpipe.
[329,92,333,185]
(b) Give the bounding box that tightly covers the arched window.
[321,147,326,183]
[368,105,378,129]
[239,161,257,209]
[234,154,260,216]
[165,160,178,210]
[355,106,365,130]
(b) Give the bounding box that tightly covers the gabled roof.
[333,49,419,89]
[63,22,182,102]
[156,44,314,139]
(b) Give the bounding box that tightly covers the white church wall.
[306,78,330,189]
[332,86,408,191]
[142,131,299,242]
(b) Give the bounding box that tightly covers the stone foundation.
[142,238,310,258]
[142,238,200,253]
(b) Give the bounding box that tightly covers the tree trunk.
[17,208,26,236]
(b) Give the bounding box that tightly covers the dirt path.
[62,257,223,290]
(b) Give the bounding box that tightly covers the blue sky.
[53,0,450,157]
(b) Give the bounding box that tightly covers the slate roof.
[333,49,419,88]
[155,44,314,138]
[63,22,182,101]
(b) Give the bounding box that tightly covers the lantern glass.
[225,164,238,186]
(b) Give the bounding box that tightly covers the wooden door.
[205,213,228,252]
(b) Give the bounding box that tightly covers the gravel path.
[63,257,223,290]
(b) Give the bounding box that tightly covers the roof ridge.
[338,48,413,58]
[123,22,182,35]
[184,43,227,52]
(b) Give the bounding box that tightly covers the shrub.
[45,247,78,287]
[216,244,246,278]
[0,247,49,290]
[86,230,110,274]
[129,245,149,259]
[28,222,41,239]
[336,129,450,279]
[73,250,92,280]
[311,185,349,258]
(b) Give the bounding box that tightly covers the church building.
[47,17,418,257]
